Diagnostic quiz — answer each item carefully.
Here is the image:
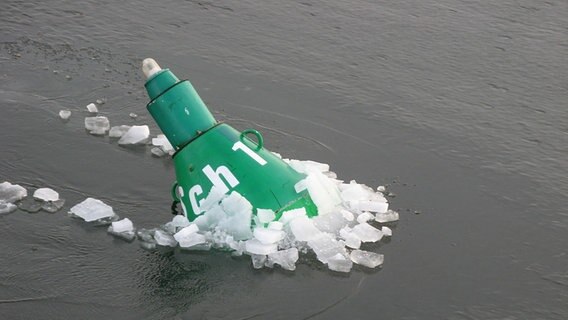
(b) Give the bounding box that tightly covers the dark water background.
[1,0,566,319]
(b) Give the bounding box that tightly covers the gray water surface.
[1,0,567,319]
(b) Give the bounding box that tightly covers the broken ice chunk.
[382,226,392,237]
[257,208,276,224]
[375,210,399,223]
[33,188,59,202]
[109,125,131,138]
[267,221,284,231]
[17,198,43,213]
[356,211,374,224]
[279,207,307,224]
[174,225,206,248]
[118,125,150,145]
[307,233,347,264]
[377,186,386,192]
[151,147,166,157]
[289,216,321,241]
[59,110,71,120]
[42,199,65,213]
[154,229,178,247]
[245,239,278,255]
[253,227,285,244]
[352,223,383,242]
[84,116,110,135]
[350,250,384,268]
[218,192,253,240]
[86,103,98,113]
[347,200,388,214]
[300,172,342,215]
[267,248,299,271]
[0,182,27,203]
[250,254,267,269]
[288,159,330,174]
[109,218,134,233]
[339,227,361,249]
[327,253,353,273]
[152,134,174,155]
[129,112,138,118]
[0,201,17,214]
[340,209,355,222]
[313,210,348,234]
[69,197,116,222]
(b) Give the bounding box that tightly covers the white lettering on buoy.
[232,141,267,165]
[202,165,240,194]
[188,185,204,216]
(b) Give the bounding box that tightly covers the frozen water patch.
[108,218,136,242]
[0,182,27,203]
[85,116,110,135]
[33,188,59,202]
[59,110,71,120]
[86,103,98,113]
[118,125,150,145]
[69,197,116,222]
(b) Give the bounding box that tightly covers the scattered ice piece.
[340,209,355,222]
[129,112,138,118]
[59,110,71,120]
[267,248,299,271]
[198,186,226,212]
[347,200,388,213]
[299,172,342,215]
[154,229,178,247]
[152,134,175,155]
[86,103,98,113]
[377,186,386,192]
[375,210,399,223]
[253,227,285,244]
[279,207,307,224]
[42,199,65,213]
[250,254,267,269]
[137,228,156,243]
[95,98,106,105]
[109,125,131,138]
[245,239,278,255]
[84,116,110,135]
[382,226,392,237]
[109,229,136,242]
[313,210,348,234]
[267,221,284,231]
[257,208,275,224]
[352,223,383,242]
[140,241,156,251]
[356,212,374,224]
[289,216,321,241]
[118,125,150,145]
[340,183,375,202]
[350,250,384,268]
[174,225,206,248]
[0,201,17,214]
[218,192,253,240]
[327,253,353,273]
[33,188,59,202]
[288,159,330,174]
[307,233,347,264]
[339,227,361,249]
[171,215,190,229]
[0,182,27,203]
[109,218,134,233]
[17,198,43,213]
[69,197,116,222]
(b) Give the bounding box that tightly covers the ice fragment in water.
[42,199,65,213]
[84,116,110,135]
[250,254,267,269]
[129,112,138,118]
[245,239,278,255]
[377,185,386,192]
[313,210,348,234]
[375,210,399,223]
[151,147,166,157]
[382,226,392,237]
[289,216,321,241]
[356,211,374,223]
[174,225,206,248]
[95,98,105,105]
[253,227,285,244]
[352,223,383,242]
[347,200,388,213]
[327,253,353,273]
[163,215,190,233]
[307,233,347,264]
[118,125,150,145]
[267,248,299,271]
[0,201,17,214]
[154,229,178,247]
[0,182,27,203]
[69,197,116,222]
[33,188,59,202]
[350,250,384,268]
[256,208,275,224]
[287,159,330,174]
[109,125,131,138]
[137,228,156,243]
[59,110,71,120]
[152,134,174,155]
[339,227,361,249]
[86,103,98,113]
[17,198,43,213]
[109,218,134,233]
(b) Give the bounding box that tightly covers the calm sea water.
[1,0,566,319]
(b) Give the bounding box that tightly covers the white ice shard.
[109,125,131,138]
[295,172,342,215]
[356,211,374,224]
[154,229,178,247]
[151,147,165,157]
[267,248,299,271]
[347,200,388,214]
[327,253,353,273]
[382,226,392,237]
[84,116,110,135]
[0,201,17,214]
[33,188,59,202]
[59,110,71,120]
[267,221,284,231]
[86,103,98,113]
[307,233,347,264]
[109,218,134,233]
[350,250,384,268]
[279,207,307,225]
[245,239,278,255]
[0,182,27,203]
[375,210,399,223]
[253,227,285,244]
[339,227,361,249]
[287,159,330,174]
[69,197,116,222]
[313,210,348,234]
[217,192,253,240]
[352,223,383,242]
[256,208,275,224]
[174,224,206,248]
[118,125,150,145]
[152,134,175,155]
[289,216,321,241]
[250,254,267,269]
[41,199,65,213]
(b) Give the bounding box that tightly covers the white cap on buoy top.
[142,58,162,79]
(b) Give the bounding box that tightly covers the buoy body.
[143,60,317,221]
